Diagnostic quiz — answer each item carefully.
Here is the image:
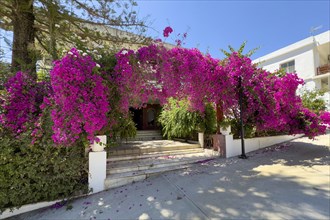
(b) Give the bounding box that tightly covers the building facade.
[253,30,330,110]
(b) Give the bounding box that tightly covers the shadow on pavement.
[7,135,330,220]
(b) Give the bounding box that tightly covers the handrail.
[317,63,330,75]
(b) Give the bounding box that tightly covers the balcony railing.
[317,63,330,75]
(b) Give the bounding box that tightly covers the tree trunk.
[11,0,36,78]
[216,103,224,133]
[46,0,58,61]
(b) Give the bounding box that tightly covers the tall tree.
[1,0,36,76]
[0,0,148,78]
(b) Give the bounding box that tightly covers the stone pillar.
[89,135,107,193]
[89,151,107,193]
[198,132,204,148]
[224,134,234,158]
[212,134,226,156]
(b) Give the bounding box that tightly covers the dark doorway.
[129,104,161,130]
[129,108,143,130]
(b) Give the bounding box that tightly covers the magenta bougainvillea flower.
[1,72,51,134]
[2,40,330,146]
[163,26,173,37]
[50,48,110,145]
[113,44,330,138]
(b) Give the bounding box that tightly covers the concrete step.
[109,143,201,157]
[104,139,211,189]
[104,164,190,189]
[107,152,209,175]
[128,130,163,141]
[133,133,162,138]
[107,148,204,162]
[104,153,216,189]
[136,130,162,134]
[128,136,163,141]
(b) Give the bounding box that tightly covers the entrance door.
[130,104,161,130]
[130,108,143,130]
[146,108,156,129]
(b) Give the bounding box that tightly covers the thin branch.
[0,22,13,31]
[0,1,14,10]
[34,23,50,34]
[35,33,49,53]
[71,0,103,19]
[67,14,146,28]
[0,9,12,18]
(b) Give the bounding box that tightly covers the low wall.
[225,134,304,158]
[0,200,62,219]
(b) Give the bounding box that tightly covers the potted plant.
[197,103,217,148]
[212,117,231,155]
[219,117,232,135]
[91,135,107,152]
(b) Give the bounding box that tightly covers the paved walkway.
[9,134,330,220]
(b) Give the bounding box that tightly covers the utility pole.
[238,76,247,159]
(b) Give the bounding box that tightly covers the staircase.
[105,141,216,189]
[128,130,163,141]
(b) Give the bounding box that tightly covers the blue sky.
[0,1,329,62]
[136,0,330,60]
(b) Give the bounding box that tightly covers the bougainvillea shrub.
[1,27,329,145]
[50,48,110,145]
[113,43,330,138]
[0,72,52,134]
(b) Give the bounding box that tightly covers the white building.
[254,30,330,110]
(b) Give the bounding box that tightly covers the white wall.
[0,200,62,219]
[259,44,317,96]
[258,43,316,80]
[225,134,304,158]
[254,31,330,81]
[322,90,330,110]
[254,31,330,110]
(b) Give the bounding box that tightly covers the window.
[280,60,295,73]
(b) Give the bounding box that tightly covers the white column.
[198,132,204,148]
[224,134,234,158]
[89,151,106,193]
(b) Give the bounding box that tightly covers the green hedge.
[0,132,88,213]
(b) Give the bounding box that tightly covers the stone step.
[104,153,217,189]
[135,133,162,137]
[127,136,163,141]
[136,130,162,134]
[107,152,209,175]
[128,130,163,141]
[105,143,219,189]
[104,164,190,190]
[109,143,201,157]
[104,139,216,189]
[107,148,204,162]
[136,130,162,136]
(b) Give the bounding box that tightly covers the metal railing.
[317,63,330,75]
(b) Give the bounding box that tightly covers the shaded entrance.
[129,104,161,130]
